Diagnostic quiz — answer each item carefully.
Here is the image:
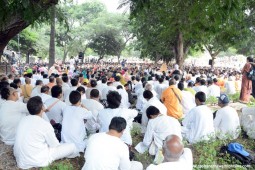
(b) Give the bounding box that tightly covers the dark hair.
[90,80,97,87]
[49,76,55,83]
[69,90,81,104]
[90,89,99,98]
[1,87,10,100]
[177,82,184,91]
[207,80,213,85]
[115,76,120,82]
[117,85,123,89]
[43,74,48,79]
[51,85,62,98]
[146,106,160,119]
[169,79,176,86]
[109,117,127,133]
[27,96,43,115]
[200,79,206,86]
[174,75,180,81]
[10,83,18,89]
[41,85,50,93]
[159,78,164,83]
[71,78,78,86]
[136,76,140,82]
[188,82,194,87]
[62,76,68,83]
[247,57,254,62]
[35,80,43,86]
[195,91,206,103]
[102,77,107,84]
[13,78,21,85]
[77,86,85,94]
[107,91,121,109]
[143,90,153,99]
[213,78,218,83]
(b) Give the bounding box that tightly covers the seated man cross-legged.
[82,117,143,170]
[14,96,78,169]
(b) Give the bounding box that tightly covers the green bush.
[229,93,240,103]
[206,96,218,105]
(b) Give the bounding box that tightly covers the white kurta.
[182,105,215,143]
[98,108,138,145]
[0,101,28,145]
[82,133,131,170]
[61,106,92,152]
[214,106,240,139]
[117,89,130,108]
[207,84,221,97]
[181,91,196,115]
[155,83,168,100]
[136,115,182,154]
[141,97,167,132]
[82,99,104,134]
[31,86,42,97]
[101,86,117,100]
[45,98,66,124]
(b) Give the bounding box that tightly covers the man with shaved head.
[161,78,183,119]
[146,135,193,170]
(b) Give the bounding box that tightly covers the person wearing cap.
[146,135,193,170]
[182,92,215,143]
[214,94,240,140]
[0,87,29,145]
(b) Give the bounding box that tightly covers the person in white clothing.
[98,91,138,145]
[135,106,182,156]
[82,89,104,134]
[97,77,107,99]
[182,92,215,143]
[39,85,52,103]
[82,117,143,170]
[42,74,49,85]
[117,85,130,108]
[31,80,43,97]
[193,79,209,97]
[177,82,196,116]
[14,96,78,169]
[146,135,193,170]
[86,79,100,99]
[64,78,78,105]
[155,78,168,100]
[61,91,92,152]
[45,85,67,124]
[113,76,123,88]
[0,87,28,145]
[207,79,221,97]
[214,94,240,140]
[224,76,236,95]
[101,81,117,100]
[61,76,70,100]
[141,90,167,133]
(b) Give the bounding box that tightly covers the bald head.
[163,135,183,162]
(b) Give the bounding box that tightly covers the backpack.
[247,66,255,80]
[220,144,255,165]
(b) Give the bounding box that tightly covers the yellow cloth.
[21,84,33,99]
[161,85,183,119]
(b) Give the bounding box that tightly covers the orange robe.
[161,85,183,119]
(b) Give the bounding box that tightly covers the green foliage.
[41,161,73,170]
[206,96,218,106]
[229,93,241,103]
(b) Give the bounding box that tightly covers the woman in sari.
[239,57,253,103]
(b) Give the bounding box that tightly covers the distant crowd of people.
[0,57,254,169]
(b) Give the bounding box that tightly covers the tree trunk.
[0,0,58,63]
[49,6,56,68]
[175,32,185,69]
[117,54,121,64]
[97,56,104,64]
[26,52,29,64]
[209,51,220,68]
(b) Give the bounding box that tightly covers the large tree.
[0,0,58,61]
[121,0,250,68]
